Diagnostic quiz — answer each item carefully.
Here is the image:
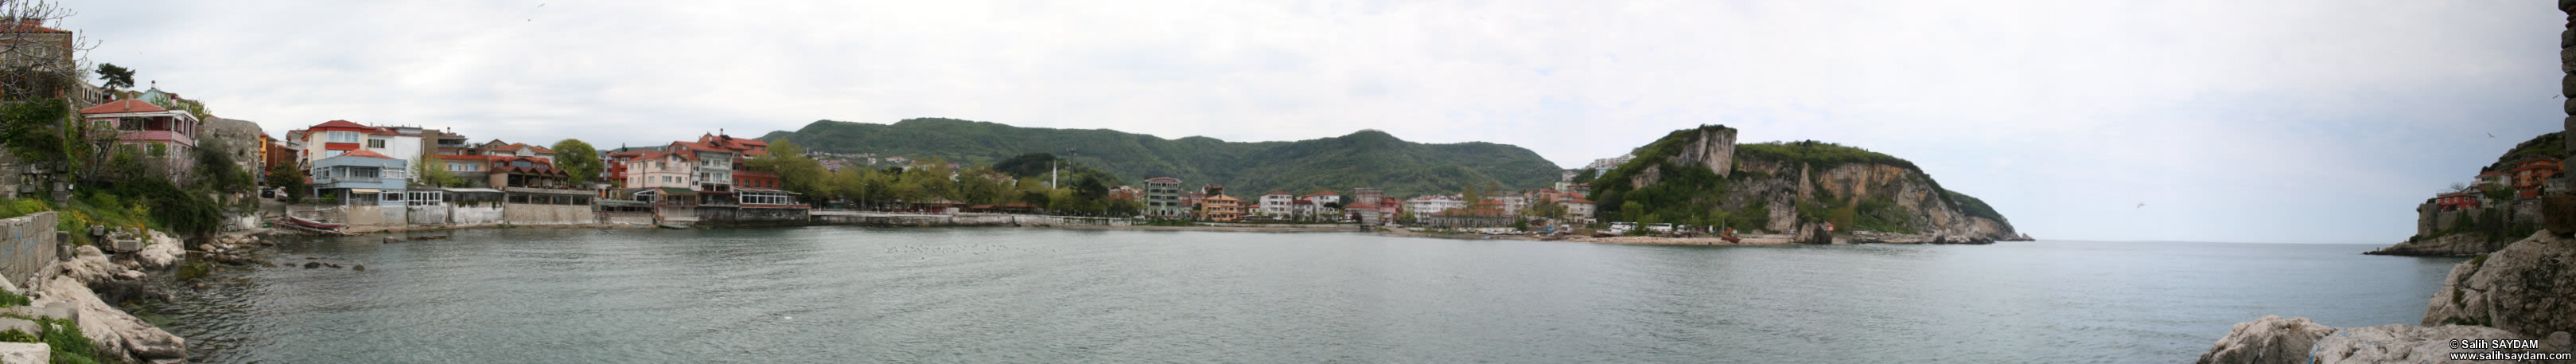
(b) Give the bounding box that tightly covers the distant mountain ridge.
[1588,125,2023,241]
[757,118,1564,197]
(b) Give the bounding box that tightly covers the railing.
[502,186,593,195]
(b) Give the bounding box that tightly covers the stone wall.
[0,212,55,288]
[501,204,593,225]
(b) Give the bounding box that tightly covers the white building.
[1404,195,1465,215]
[1259,191,1295,216]
[299,119,422,170]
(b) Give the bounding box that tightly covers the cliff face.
[2368,131,2561,256]
[1592,125,2021,241]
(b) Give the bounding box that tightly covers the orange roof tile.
[77,100,169,115]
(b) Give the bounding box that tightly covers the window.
[367,139,386,148]
[324,150,345,158]
[349,167,379,179]
[327,131,360,143]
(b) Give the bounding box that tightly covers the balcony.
[118,130,196,147]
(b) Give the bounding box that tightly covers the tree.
[267,162,307,199]
[550,139,602,185]
[2483,180,2516,203]
[743,139,827,197]
[1570,168,1598,184]
[0,1,94,102]
[94,63,132,90]
[414,151,459,187]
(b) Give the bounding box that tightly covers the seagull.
[2489,132,2497,139]
[2135,202,2146,209]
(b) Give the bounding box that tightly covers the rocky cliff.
[1588,125,2022,242]
[2368,131,2562,256]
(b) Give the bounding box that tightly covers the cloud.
[56,0,2562,243]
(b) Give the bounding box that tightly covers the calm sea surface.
[152,227,2463,363]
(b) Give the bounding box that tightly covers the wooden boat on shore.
[275,216,353,236]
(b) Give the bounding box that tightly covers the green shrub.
[0,329,31,343]
[41,317,103,364]
[0,290,28,307]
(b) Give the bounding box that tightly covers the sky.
[55,0,2566,244]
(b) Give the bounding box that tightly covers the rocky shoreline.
[0,229,200,363]
[2197,230,2576,364]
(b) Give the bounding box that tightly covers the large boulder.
[2307,324,2529,363]
[1794,222,1833,245]
[0,342,45,364]
[2195,315,2334,364]
[134,233,182,270]
[2422,231,2576,339]
[32,276,184,363]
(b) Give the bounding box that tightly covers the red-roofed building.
[79,100,201,168]
[298,119,423,169]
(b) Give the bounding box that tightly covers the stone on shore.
[2195,315,2333,364]
[0,342,46,364]
[135,233,181,270]
[1793,222,1832,245]
[2422,230,2576,338]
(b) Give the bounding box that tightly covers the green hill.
[757,118,1564,197]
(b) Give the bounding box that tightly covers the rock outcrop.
[2422,231,2576,338]
[2365,233,2508,256]
[2196,315,2335,364]
[30,245,186,363]
[1598,125,2021,241]
[2198,319,2568,364]
[2309,324,2548,364]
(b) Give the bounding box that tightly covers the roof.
[492,143,556,154]
[311,119,369,129]
[0,22,69,33]
[337,150,395,159]
[1145,177,1181,183]
[1265,190,1290,196]
[76,100,168,115]
[1306,190,1339,196]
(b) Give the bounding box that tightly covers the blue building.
[309,149,411,205]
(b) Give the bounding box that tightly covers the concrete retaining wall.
[407,205,449,225]
[453,205,504,225]
[811,213,1134,227]
[0,212,55,288]
[502,204,594,225]
[597,212,653,225]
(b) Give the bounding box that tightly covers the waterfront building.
[78,100,201,169]
[309,150,410,205]
[1259,190,1294,216]
[1143,177,1187,218]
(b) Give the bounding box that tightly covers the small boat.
[276,216,352,235]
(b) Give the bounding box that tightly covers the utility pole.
[1049,160,1059,189]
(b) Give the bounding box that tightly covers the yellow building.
[1200,194,1245,222]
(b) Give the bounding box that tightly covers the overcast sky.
[60,1,2565,244]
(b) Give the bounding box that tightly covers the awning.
[348,188,381,194]
[443,187,504,193]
